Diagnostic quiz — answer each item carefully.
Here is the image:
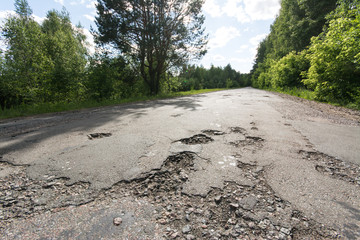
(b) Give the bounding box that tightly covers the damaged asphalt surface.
[0,87,359,239]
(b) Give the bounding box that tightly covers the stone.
[182,225,192,234]
[113,217,123,226]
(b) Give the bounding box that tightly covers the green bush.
[303,0,360,105]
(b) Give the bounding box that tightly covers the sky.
[0,0,281,73]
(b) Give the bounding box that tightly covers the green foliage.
[86,53,139,101]
[304,0,360,105]
[250,0,360,108]
[41,9,88,102]
[1,3,52,108]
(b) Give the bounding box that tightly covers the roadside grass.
[267,87,360,110]
[0,88,225,120]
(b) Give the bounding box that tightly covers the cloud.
[54,0,64,5]
[203,0,223,18]
[86,1,97,9]
[243,0,280,21]
[0,10,16,20]
[0,10,45,24]
[249,33,267,58]
[208,26,241,49]
[203,0,280,23]
[83,14,95,22]
[81,28,96,54]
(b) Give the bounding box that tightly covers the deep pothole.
[299,150,360,186]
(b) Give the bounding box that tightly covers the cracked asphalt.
[0,87,359,239]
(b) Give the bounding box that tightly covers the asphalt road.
[1,87,359,239]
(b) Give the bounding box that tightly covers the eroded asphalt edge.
[0,88,359,239]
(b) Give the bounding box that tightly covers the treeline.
[251,0,360,108]
[0,0,245,111]
[0,1,149,110]
[177,64,250,91]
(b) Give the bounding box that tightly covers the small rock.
[113,217,123,226]
[158,218,167,225]
[186,234,196,240]
[280,227,291,235]
[182,225,192,234]
[170,232,179,239]
[229,203,239,209]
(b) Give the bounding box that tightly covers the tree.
[1,0,51,106]
[304,0,360,105]
[41,9,88,102]
[94,0,208,95]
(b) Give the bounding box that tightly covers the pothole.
[87,133,112,140]
[230,136,264,148]
[201,129,225,136]
[178,134,214,145]
[230,127,247,134]
[299,150,360,186]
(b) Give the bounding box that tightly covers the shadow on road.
[0,95,205,160]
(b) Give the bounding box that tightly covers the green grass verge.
[0,89,225,120]
[265,87,360,110]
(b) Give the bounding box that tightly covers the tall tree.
[94,0,208,95]
[41,9,88,102]
[1,0,51,106]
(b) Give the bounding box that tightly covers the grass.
[0,88,225,120]
[266,87,360,110]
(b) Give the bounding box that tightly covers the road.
[1,87,359,239]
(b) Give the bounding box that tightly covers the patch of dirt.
[299,150,360,186]
[178,134,214,145]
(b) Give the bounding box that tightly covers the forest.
[1,0,359,116]
[0,0,248,114]
[251,0,360,109]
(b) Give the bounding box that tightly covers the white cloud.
[243,0,280,21]
[70,0,86,5]
[249,33,267,58]
[83,14,95,22]
[222,0,250,23]
[208,26,241,49]
[32,15,46,24]
[0,10,16,20]
[249,33,267,46]
[203,0,223,18]
[204,0,280,23]
[86,1,97,9]
[54,0,64,5]
[81,28,96,54]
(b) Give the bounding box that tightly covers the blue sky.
[0,0,280,73]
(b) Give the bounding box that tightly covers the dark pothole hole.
[87,133,112,140]
[178,134,214,145]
